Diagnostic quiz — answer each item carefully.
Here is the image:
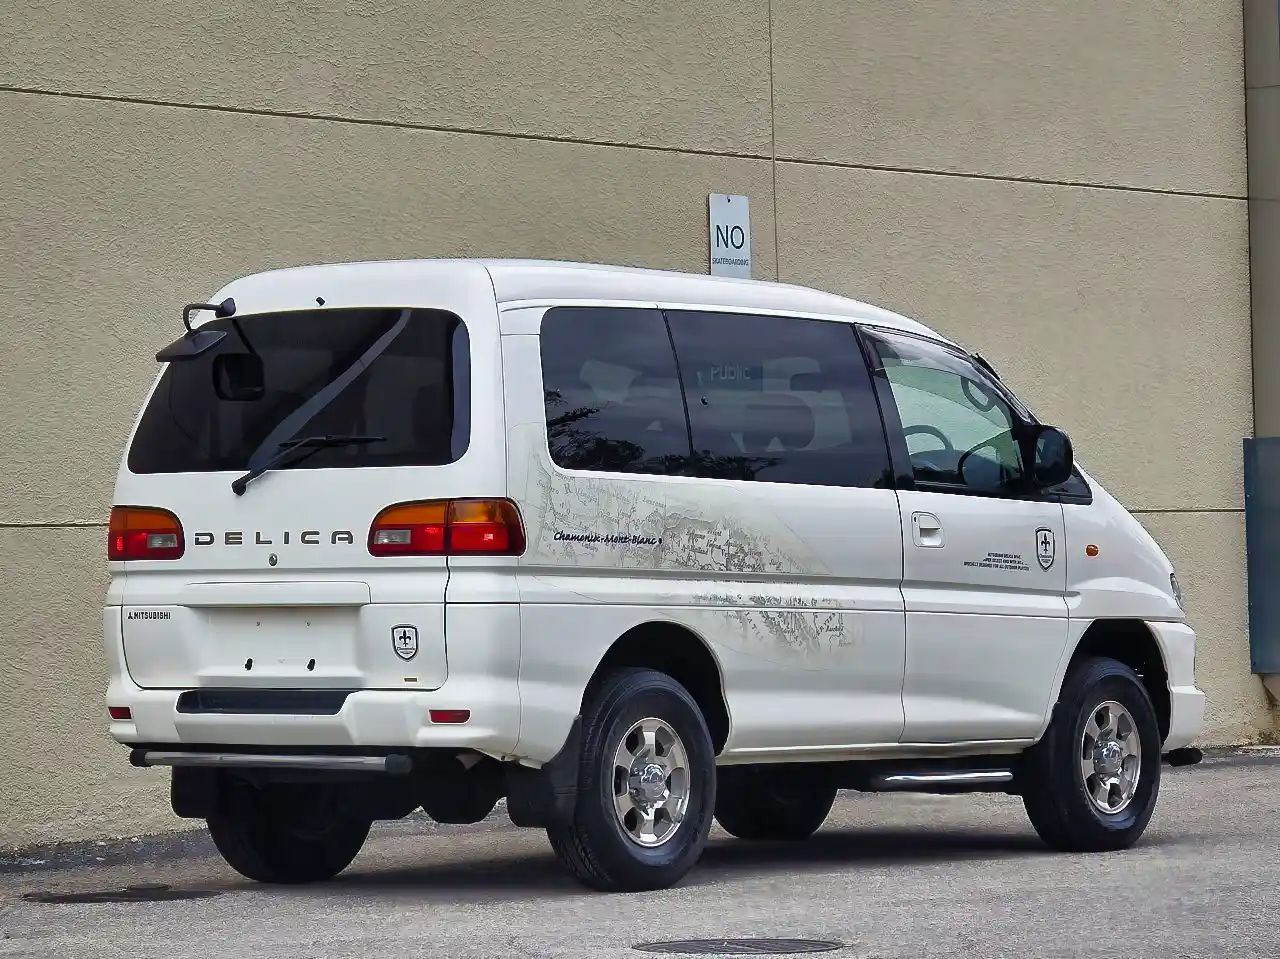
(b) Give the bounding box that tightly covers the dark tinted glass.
[539,307,693,474]
[1049,467,1092,500]
[129,308,469,474]
[666,311,892,488]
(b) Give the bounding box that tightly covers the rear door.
[861,327,1069,744]
[114,269,502,693]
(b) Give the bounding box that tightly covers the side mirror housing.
[212,352,265,401]
[1030,425,1073,488]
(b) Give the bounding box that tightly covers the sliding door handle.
[911,511,945,548]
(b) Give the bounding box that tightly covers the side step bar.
[130,749,413,775]
[868,770,1013,792]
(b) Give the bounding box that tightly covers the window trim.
[857,324,1080,504]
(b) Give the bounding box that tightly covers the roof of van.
[213,258,954,344]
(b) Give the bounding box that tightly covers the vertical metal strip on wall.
[1245,438,1280,672]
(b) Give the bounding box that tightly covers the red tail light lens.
[368,499,525,557]
[429,709,471,724]
[108,506,185,561]
[108,706,133,721]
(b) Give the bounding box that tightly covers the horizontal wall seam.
[0,85,1247,202]
[775,155,1247,201]
[1128,508,1243,515]
[0,84,770,163]
[0,523,107,529]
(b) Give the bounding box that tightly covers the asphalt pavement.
[1,751,1277,959]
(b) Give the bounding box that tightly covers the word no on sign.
[708,194,751,279]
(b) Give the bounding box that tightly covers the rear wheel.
[714,765,836,841]
[547,668,716,892]
[207,779,372,884]
[1020,656,1162,852]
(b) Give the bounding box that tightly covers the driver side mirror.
[1030,425,1073,488]
[212,352,265,401]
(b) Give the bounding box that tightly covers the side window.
[869,330,1024,494]
[665,310,892,488]
[539,307,693,475]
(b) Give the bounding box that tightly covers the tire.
[207,779,372,884]
[1020,656,1162,852]
[547,668,717,892]
[714,765,836,841]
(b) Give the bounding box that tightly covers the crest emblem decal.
[392,624,419,661]
[1036,527,1056,571]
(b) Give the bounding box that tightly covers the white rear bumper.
[104,604,525,760]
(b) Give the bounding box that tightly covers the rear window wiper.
[231,435,386,496]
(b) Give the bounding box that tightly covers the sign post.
[708,194,751,279]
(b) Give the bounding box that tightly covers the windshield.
[128,307,470,474]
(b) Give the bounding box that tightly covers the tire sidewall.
[1060,663,1162,838]
[579,673,716,885]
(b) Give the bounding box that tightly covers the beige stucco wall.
[1248,0,1280,435]
[0,0,1266,847]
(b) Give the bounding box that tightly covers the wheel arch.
[1043,619,1171,743]
[582,620,732,755]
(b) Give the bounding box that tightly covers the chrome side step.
[869,770,1013,792]
[130,749,412,775]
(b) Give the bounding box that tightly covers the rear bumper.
[104,604,524,759]
[107,682,522,756]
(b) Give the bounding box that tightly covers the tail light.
[108,506,185,561]
[368,499,526,557]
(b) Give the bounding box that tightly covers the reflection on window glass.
[539,307,693,475]
[873,331,1023,493]
[666,311,892,488]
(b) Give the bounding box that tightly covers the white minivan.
[104,259,1205,891]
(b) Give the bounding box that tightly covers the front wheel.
[547,668,717,892]
[207,779,372,884]
[1019,656,1162,852]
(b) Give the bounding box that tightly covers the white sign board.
[708,193,751,279]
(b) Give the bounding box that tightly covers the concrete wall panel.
[773,0,1246,196]
[1245,0,1280,88]
[0,91,775,525]
[0,0,772,156]
[1248,85,1280,202]
[0,527,179,847]
[775,161,1251,512]
[1251,199,1280,436]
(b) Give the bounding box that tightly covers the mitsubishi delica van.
[104,258,1205,892]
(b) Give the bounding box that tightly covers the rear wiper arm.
[231,435,386,496]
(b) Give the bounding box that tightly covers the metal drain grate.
[634,939,843,955]
[23,884,221,904]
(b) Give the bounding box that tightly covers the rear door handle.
[911,511,945,548]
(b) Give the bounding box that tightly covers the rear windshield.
[128,307,470,474]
